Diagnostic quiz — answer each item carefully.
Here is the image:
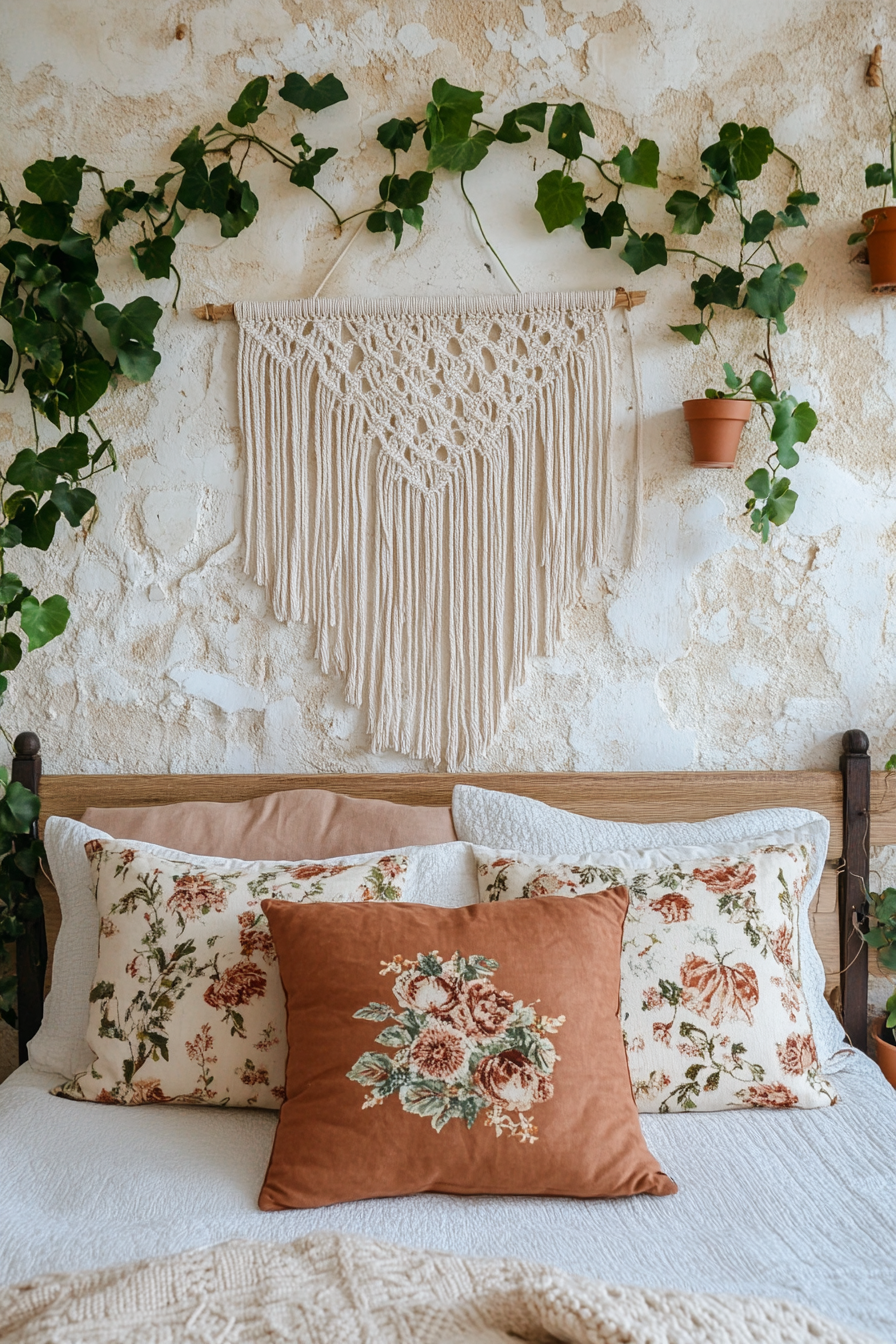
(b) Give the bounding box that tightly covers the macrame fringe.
[237,291,630,767]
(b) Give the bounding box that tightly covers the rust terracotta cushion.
[80,789,456,861]
[259,890,677,1209]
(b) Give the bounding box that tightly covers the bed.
[2,729,895,1342]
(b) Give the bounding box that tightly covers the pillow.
[53,842,411,1108]
[473,842,837,1114]
[34,817,477,1080]
[453,785,844,1066]
[258,891,677,1208]
[80,788,455,861]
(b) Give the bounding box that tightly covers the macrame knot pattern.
[236,290,628,767]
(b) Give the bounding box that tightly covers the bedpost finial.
[842,729,869,755]
[13,731,41,760]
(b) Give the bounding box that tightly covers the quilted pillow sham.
[473,842,837,1114]
[259,889,677,1208]
[54,841,409,1109]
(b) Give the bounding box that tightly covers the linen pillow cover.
[81,788,456,861]
[54,841,409,1108]
[259,890,677,1209]
[473,843,837,1114]
[453,785,845,1067]
[33,816,478,1080]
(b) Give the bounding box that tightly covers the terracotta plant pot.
[863,206,896,294]
[682,398,752,468]
[872,1016,896,1090]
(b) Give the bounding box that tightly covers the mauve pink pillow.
[81,788,456,861]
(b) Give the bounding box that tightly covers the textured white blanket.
[0,1232,879,1344]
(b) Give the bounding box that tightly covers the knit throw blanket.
[236,291,634,767]
[0,1232,876,1344]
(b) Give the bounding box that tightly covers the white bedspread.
[1,1054,893,1342]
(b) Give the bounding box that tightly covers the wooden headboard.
[12,728,886,1063]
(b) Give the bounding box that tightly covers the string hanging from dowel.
[236,289,639,767]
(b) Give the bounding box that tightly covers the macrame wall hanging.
[235,290,641,767]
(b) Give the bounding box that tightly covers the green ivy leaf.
[741,209,776,244]
[171,127,207,169]
[0,525,22,549]
[745,468,772,499]
[377,117,417,153]
[366,208,404,247]
[228,75,269,127]
[427,129,493,173]
[16,201,71,242]
[715,123,774,182]
[401,205,424,232]
[621,230,668,274]
[218,175,259,239]
[55,351,112,417]
[130,235,176,280]
[5,449,59,495]
[0,633,22,673]
[534,170,586,232]
[22,156,86,205]
[289,146,339,189]
[38,280,100,326]
[770,395,817,458]
[723,363,743,391]
[692,266,743,311]
[765,482,798,526]
[19,594,70,651]
[669,322,707,345]
[279,72,348,113]
[0,780,41,834]
[547,103,594,160]
[748,369,775,401]
[14,499,60,550]
[96,295,162,352]
[379,171,433,208]
[56,227,99,281]
[613,138,659,188]
[743,262,806,332]
[665,189,714,235]
[865,163,894,188]
[425,79,483,143]
[38,432,90,475]
[788,189,819,206]
[495,102,546,143]
[776,202,807,228]
[582,200,627,249]
[51,482,96,526]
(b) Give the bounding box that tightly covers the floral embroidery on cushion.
[347,950,564,1142]
[472,843,837,1114]
[54,843,410,1109]
[679,952,759,1027]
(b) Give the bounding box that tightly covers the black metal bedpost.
[12,731,46,1065]
[839,729,870,1053]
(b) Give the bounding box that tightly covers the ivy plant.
[599,121,819,543]
[848,47,896,247]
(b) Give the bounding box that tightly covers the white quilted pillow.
[452,786,845,1066]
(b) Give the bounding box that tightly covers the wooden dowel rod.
[191,287,647,322]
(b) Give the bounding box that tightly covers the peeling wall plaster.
[2,0,896,795]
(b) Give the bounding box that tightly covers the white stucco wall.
[0,0,894,781]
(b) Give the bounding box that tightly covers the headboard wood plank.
[38,769,844,854]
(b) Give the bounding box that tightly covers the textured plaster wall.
[2,0,896,787]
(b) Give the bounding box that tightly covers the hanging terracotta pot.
[682,398,752,468]
[863,206,896,294]
[872,1016,896,1090]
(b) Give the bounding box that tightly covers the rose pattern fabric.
[56,842,408,1109]
[347,950,564,1141]
[472,844,836,1114]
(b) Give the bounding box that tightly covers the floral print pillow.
[54,841,408,1109]
[473,844,836,1114]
